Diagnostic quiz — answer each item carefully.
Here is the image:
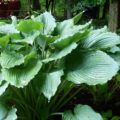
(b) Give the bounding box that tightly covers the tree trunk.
[65,0,72,19]
[108,0,119,32]
[46,0,50,11]
[33,0,41,10]
[51,0,55,13]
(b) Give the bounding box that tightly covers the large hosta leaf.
[55,20,91,37]
[53,21,91,48]
[67,51,119,85]
[82,26,120,49]
[53,29,90,48]
[62,104,103,120]
[34,12,56,35]
[17,19,43,33]
[0,50,24,69]
[0,102,17,120]
[41,70,63,100]
[54,17,77,36]
[43,43,77,63]
[2,60,42,88]
[54,19,73,36]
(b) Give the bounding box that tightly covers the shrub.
[0,12,119,120]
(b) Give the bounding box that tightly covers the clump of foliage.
[73,0,106,18]
[0,12,120,120]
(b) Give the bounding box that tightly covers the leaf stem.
[56,85,84,111]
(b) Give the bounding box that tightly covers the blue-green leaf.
[2,60,42,88]
[53,20,91,48]
[0,81,9,96]
[41,70,64,100]
[62,104,103,120]
[34,12,56,35]
[82,26,120,49]
[0,50,24,69]
[43,43,77,63]
[67,51,119,85]
[0,102,17,120]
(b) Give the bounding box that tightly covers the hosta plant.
[0,12,120,120]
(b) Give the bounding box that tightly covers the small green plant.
[0,12,120,120]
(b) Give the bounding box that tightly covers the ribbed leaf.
[54,19,73,36]
[0,50,24,69]
[53,20,91,48]
[17,19,43,33]
[54,19,91,37]
[53,29,90,48]
[41,70,63,100]
[82,26,120,49]
[0,102,17,120]
[34,12,56,35]
[2,60,42,88]
[62,104,103,120]
[43,43,77,63]
[67,51,119,85]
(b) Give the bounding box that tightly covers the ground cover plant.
[0,12,120,120]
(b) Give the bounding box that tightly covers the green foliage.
[63,104,103,120]
[0,102,17,120]
[41,70,64,100]
[67,50,118,85]
[81,26,120,49]
[34,12,56,35]
[80,0,106,7]
[102,110,120,120]
[17,20,43,33]
[73,0,106,11]
[0,12,119,120]
[0,50,24,69]
[0,81,8,96]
